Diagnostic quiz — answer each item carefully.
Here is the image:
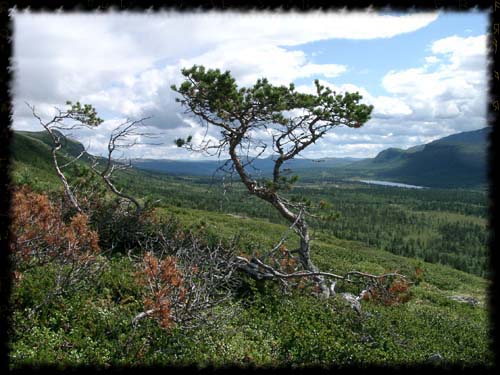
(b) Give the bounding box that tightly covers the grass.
[8,131,493,368]
[10,225,492,367]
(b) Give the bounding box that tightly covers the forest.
[108,170,489,277]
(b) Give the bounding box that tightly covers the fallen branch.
[235,254,411,301]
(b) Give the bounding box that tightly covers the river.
[358,179,427,189]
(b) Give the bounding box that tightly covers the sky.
[11,10,489,160]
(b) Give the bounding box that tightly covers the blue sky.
[289,12,488,96]
[12,11,489,159]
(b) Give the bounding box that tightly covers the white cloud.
[431,35,486,68]
[12,9,438,99]
[424,55,440,65]
[12,10,488,161]
[381,34,487,133]
[178,42,347,87]
[166,10,439,46]
[290,33,487,158]
[371,96,413,117]
[296,80,412,119]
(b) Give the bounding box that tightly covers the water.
[358,179,426,189]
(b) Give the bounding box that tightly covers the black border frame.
[0,1,496,374]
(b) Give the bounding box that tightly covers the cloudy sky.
[12,10,488,160]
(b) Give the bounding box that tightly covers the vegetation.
[11,128,490,278]
[307,127,490,189]
[9,184,492,368]
[130,127,490,190]
[9,129,492,369]
[8,82,491,368]
[172,65,374,296]
[113,170,489,277]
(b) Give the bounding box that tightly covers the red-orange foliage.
[139,252,187,329]
[277,245,298,274]
[364,277,411,306]
[10,186,100,269]
[387,279,411,303]
[414,267,424,285]
[415,267,424,278]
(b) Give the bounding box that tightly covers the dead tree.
[28,102,157,216]
[89,117,158,215]
[171,65,380,297]
[26,101,103,213]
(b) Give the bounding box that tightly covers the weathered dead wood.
[27,102,102,213]
[89,117,158,215]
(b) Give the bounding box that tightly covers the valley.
[131,127,490,190]
[8,128,492,368]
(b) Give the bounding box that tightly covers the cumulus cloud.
[289,34,487,158]
[12,10,438,99]
[12,10,487,160]
[179,42,348,87]
[381,34,487,134]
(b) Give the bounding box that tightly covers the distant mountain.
[131,159,224,176]
[346,127,490,188]
[11,127,489,189]
[131,156,364,177]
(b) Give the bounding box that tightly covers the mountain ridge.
[131,127,489,188]
[11,127,489,189]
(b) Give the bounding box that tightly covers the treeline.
[299,185,489,277]
[115,170,489,277]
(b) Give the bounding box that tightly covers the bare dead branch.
[26,102,102,214]
[131,227,241,329]
[89,117,158,215]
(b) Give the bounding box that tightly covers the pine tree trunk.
[229,142,330,297]
[296,219,330,298]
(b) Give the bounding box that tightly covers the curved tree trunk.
[229,140,330,297]
[294,218,330,298]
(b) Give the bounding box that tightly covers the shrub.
[11,186,100,268]
[363,277,412,306]
[137,252,186,329]
[10,185,101,304]
[132,223,241,330]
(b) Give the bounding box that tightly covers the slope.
[335,127,490,188]
[377,128,489,188]
[9,129,492,367]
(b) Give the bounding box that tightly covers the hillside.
[10,130,91,190]
[10,199,492,367]
[132,156,362,177]
[130,127,490,189]
[9,129,490,276]
[8,128,492,367]
[11,130,91,166]
[347,127,490,188]
[375,128,489,188]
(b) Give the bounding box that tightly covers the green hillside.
[383,145,485,187]
[378,143,487,188]
[8,129,492,368]
[12,130,89,163]
[10,130,91,188]
[9,200,492,367]
[10,129,490,276]
[130,128,489,189]
[355,127,489,188]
